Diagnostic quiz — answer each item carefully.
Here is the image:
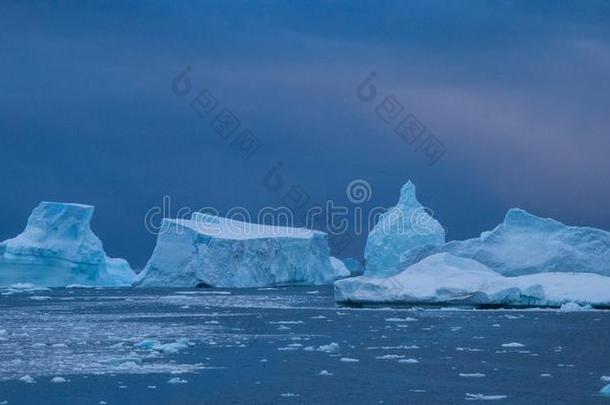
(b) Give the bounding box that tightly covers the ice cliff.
[135,213,341,288]
[0,202,135,286]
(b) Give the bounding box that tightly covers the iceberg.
[334,253,610,307]
[439,208,610,276]
[330,257,351,279]
[0,202,135,287]
[341,257,364,276]
[364,181,445,276]
[135,213,340,288]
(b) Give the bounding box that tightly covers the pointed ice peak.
[503,208,561,230]
[398,180,418,205]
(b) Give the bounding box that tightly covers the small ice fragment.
[398,358,419,364]
[376,354,405,360]
[168,377,188,384]
[601,376,610,382]
[318,370,333,376]
[385,317,417,322]
[340,357,359,363]
[501,342,525,348]
[559,302,593,312]
[19,375,35,383]
[601,384,610,397]
[459,373,486,378]
[280,393,299,397]
[51,377,67,383]
[540,373,552,378]
[465,393,507,401]
[317,343,339,353]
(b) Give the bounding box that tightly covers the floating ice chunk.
[465,393,507,401]
[459,373,486,378]
[19,375,35,383]
[335,253,610,307]
[50,377,67,383]
[280,393,299,397]
[376,354,405,360]
[601,384,610,397]
[317,342,339,353]
[364,181,445,276]
[385,317,417,322]
[136,213,339,288]
[318,370,333,376]
[134,339,162,350]
[501,342,525,348]
[559,302,593,312]
[398,358,419,364]
[601,376,610,382]
[339,357,359,362]
[0,202,135,287]
[167,377,188,384]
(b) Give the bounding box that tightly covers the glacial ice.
[341,257,364,276]
[437,208,610,277]
[364,181,445,277]
[136,213,340,288]
[334,253,610,307]
[330,257,351,279]
[0,202,135,287]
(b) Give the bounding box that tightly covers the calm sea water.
[0,286,609,404]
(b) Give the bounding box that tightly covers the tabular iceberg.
[0,202,136,287]
[135,213,339,288]
[364,181,445,276]
[439,208,610,276]
[334,253,610,307]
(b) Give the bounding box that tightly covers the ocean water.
[0,286,609,404]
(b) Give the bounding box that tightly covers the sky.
[1,0,609,268]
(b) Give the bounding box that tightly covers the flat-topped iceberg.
[364,181,445,277]
[0,202,135,287]
[439,208,610,276]
[135,213,339,288]
[335,253,610,307]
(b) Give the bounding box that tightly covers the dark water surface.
[0,286,609,404]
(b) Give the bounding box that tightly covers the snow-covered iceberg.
[438,208,610,277]
[364,181,445,276]
[334,253,610,307]
[135,213,339,288]
[0,202,136,287]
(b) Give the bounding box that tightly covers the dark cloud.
[1,1,609,268]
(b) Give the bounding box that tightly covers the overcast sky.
[1,1,609,268]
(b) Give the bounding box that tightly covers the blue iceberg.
[364,181,445,276]
[440,208,610,276]
[0,202,135,287]
[135,213,342,288]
